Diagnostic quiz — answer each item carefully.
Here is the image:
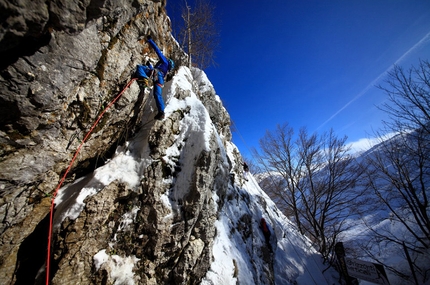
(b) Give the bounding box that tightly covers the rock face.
[0,0,227,284]
[1,1,330,285]
[0,0,363,284]
[1,1,282,284]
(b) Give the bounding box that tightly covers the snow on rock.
[94,249,140,285]
[201,140,339,285]
[50,66,339,284]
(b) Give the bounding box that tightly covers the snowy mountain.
[51,66,340,284]
[0,1,341,284]
[256,129,430,285]
[341,131,430,285]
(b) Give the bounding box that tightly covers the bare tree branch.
[361,59,430,283]
[255,124,366,262]
[174,0,219,69]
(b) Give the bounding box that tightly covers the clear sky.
[167,1,430,158]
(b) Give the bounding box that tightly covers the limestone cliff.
[0,1,338,285]
[0,0,233,283]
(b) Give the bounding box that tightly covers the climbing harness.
[45,78,137,285]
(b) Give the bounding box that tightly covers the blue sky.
[167,1,430,158]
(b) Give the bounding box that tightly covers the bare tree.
[254,124,305,234]
[174,0,219,69]
[361,60,430,283]
[378,60,430,133]
[255,124,365,262]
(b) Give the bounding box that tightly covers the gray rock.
[0,0,186,283]
[0,0,264,284]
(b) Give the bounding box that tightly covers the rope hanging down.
[45,78,137,285]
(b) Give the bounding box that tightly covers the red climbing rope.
[45,78,137,285]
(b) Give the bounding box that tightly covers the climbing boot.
[154,112,165,120]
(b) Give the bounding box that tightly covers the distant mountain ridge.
[257,127,430,284]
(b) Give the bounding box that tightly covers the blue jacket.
[147,38,169,77]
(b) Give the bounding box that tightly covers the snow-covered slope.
[52,66,340,284]
[340,133,430,285]
[202,142,339,285]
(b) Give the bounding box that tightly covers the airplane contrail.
[317,31,430,130]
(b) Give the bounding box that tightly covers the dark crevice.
[0,97,22,133]
[0,32,52,71]
[14,212,50,285]
[62,95,143,182]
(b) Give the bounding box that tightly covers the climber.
[260,218,272,252]
[243,162,249,181]
[135,35,175,120]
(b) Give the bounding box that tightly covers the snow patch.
[52,65,339,285]
[93,249,140,285]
